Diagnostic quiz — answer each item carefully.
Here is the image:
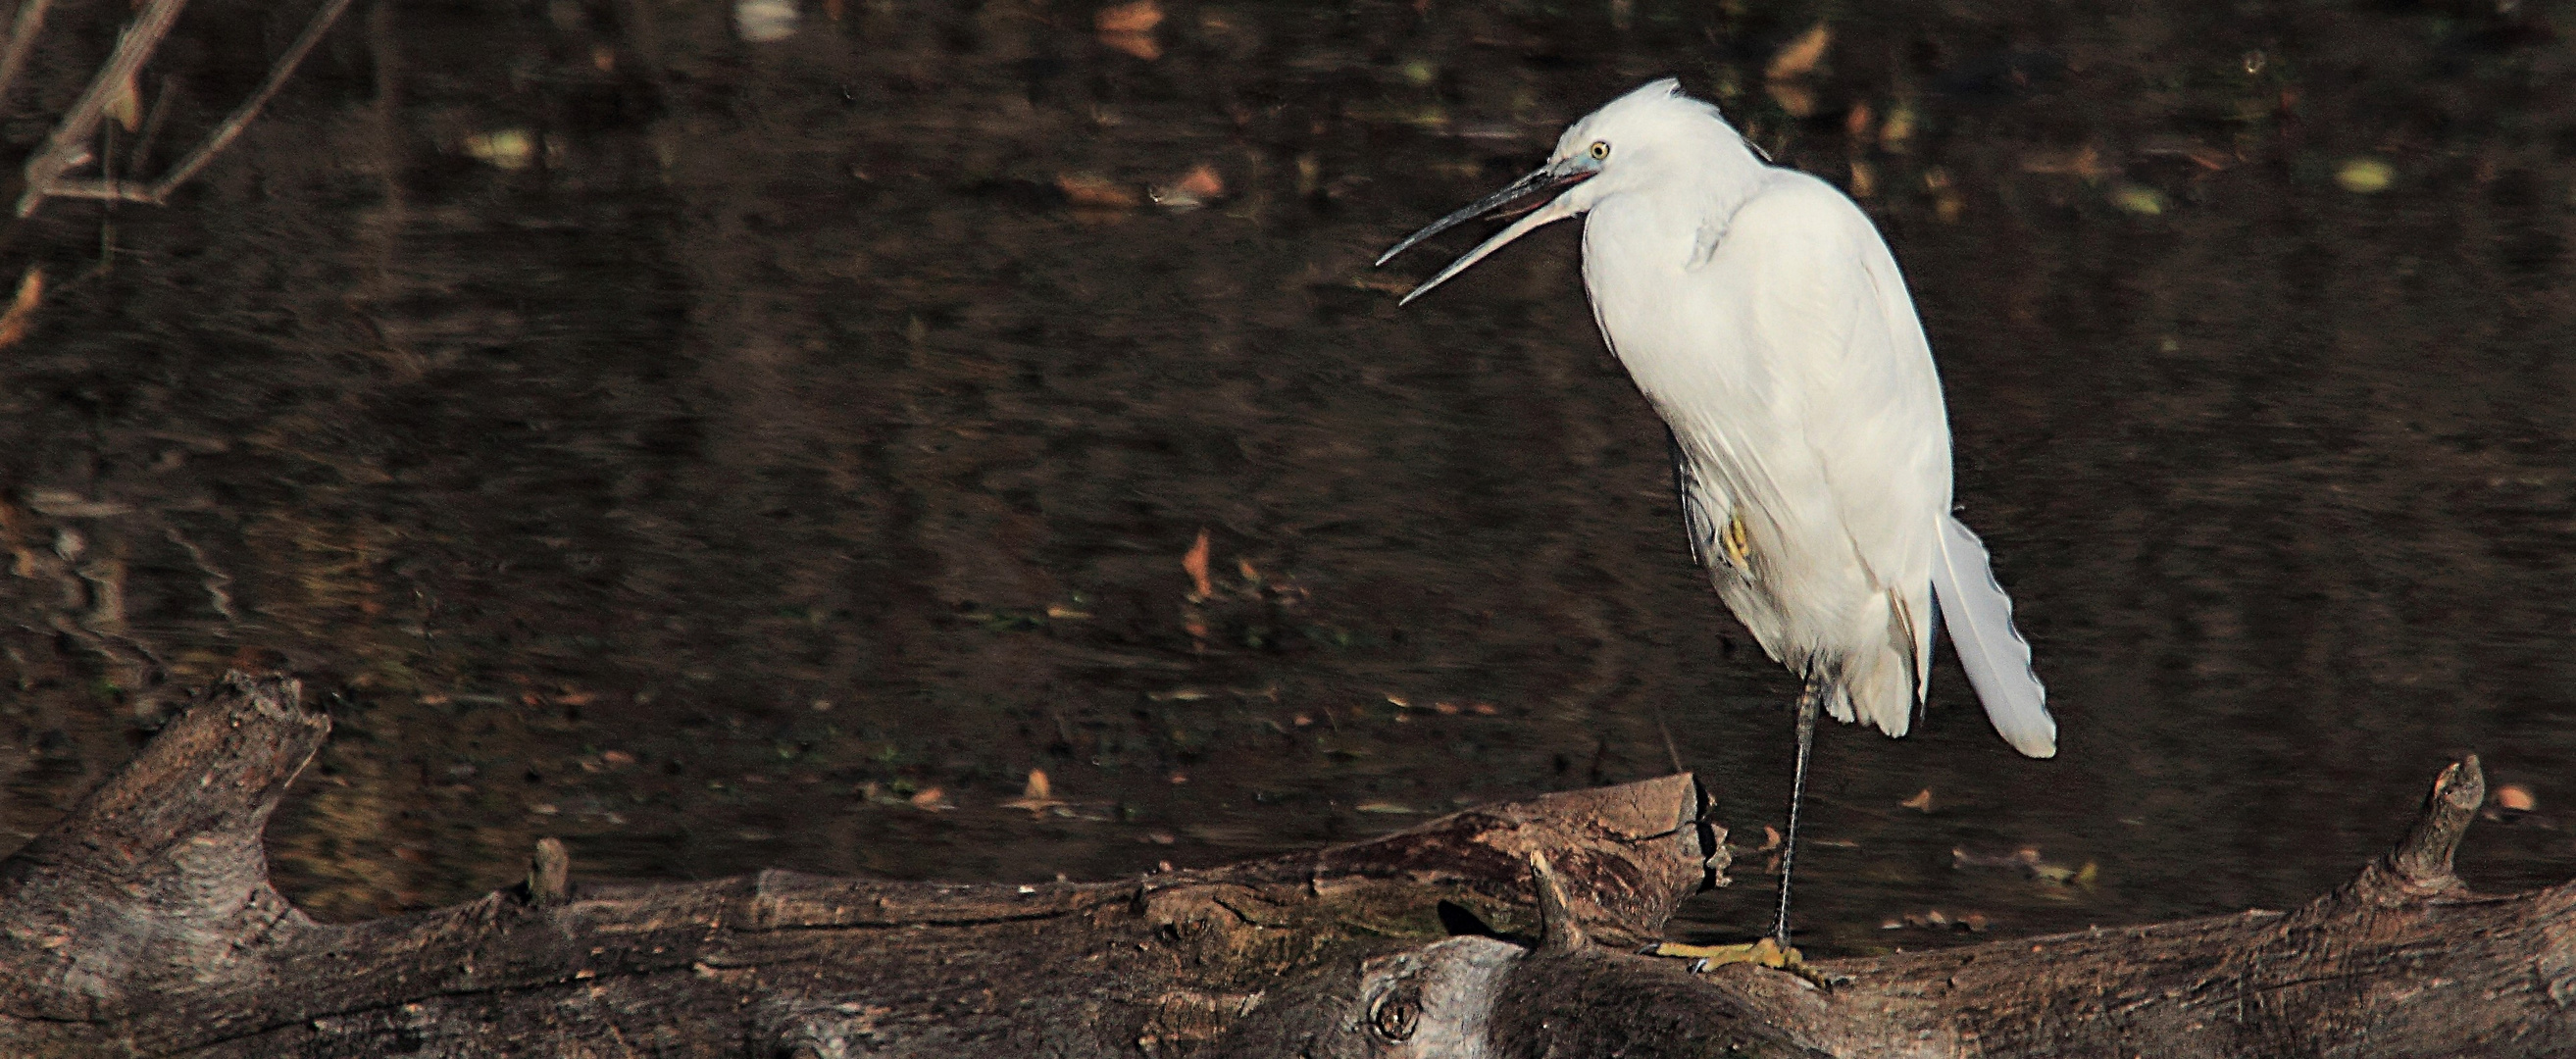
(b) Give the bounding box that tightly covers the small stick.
[16,0,189,216]
[149,0,358,201]
[36,178,158,205]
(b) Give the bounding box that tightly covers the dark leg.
[1771,679,1823,947]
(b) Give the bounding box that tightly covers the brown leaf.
[1182,528,1213,597]
[2497,783,2538,812]
[1177,164,1223,199]
[2019,144,2112,179]
[1001,769,1065,813]
[908,786,950,810]
[1899,787,1934,812]
[1844,101,1875,142]
[0,269,43,350]
[1765,80,1817,119]
[1096,1,1162,59]
[1095,0,1162,32]
[1057,174,1139,209]
[1765,23,1831,81]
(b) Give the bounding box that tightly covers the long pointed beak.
[1376,158,1597,306]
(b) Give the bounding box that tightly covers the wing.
[1708,174,1950,702]
[1667,427,1734,575]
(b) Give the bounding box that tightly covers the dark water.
[0,0,2569,955]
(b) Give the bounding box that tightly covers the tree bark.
[0,676,2565,1057]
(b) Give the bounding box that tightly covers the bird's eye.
[1588,140,1610,160]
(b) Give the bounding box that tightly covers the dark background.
[0,0,2568,955]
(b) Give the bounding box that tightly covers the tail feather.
[1930,516,2055,758]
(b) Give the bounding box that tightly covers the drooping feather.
[1931,516,2055,758]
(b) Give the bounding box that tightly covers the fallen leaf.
[0,269,45,350]
[2336,158,2394,194]
[1057,173,1139,209]
[2497,783,2537,812]
[734,0,799,42]
[2019,144,2112,179]
[1765,23,1831,81]
[1095,0,1162,32]
[1899,788,1934,812]
[1002,769,1064,813]
[1182,529,1213,597]
[463,128,534,171]
[1952,845,2044,871]
[601,750,636,766]
[1844,101,1875,142]
[908,786,950,810]
[1766,80,1817,119]
[2108,184,2165,216]
[1095,2,1163,60]
[1151,164,1227,208]
[1879,103,1918,152]
[1354,801,1415,814]
[2137,135,2234,171]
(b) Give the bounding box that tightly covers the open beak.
[1375,156,1598,305]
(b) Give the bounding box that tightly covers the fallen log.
[0,675,2564,1057]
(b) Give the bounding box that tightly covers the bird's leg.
[1772,678,1823,947]
[1641,678,1834,986]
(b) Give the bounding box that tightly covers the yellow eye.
[1589,140,1610,160]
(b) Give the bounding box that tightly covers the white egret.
[1378,78,2054,948]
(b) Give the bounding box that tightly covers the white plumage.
[1381,78,2053,760]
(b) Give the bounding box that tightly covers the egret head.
[1376,78,1756,305]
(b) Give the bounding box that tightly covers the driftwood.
[0,676,2567,1056]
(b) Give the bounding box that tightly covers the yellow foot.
[1649,938,1834,988]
